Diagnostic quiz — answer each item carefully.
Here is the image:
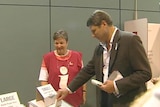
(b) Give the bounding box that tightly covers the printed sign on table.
[0,92,20,107]
[36,84,61,107]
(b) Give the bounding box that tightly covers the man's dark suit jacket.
[68,29,152,107]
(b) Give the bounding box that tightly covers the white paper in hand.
[91,79,103,86]
[54,99,58,107]
[108,70,123,81]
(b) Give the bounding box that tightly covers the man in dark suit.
[56,10,152,107]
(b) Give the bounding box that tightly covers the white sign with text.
[0,92,20,107]
[37,84,60,106]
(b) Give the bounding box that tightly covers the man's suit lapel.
[109,30,121,73]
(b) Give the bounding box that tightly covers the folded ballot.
[108,70,123,81]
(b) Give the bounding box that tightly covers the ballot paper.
[53,99,58,107]
[108,70,123,81]
[28,99,73,107]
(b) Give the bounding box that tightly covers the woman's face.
[54,37,68,55]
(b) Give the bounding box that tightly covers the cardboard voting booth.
[28,100,73,107]
[0,92,25,107]
[124,18,160,78]
[28,84,73,107]
[36,84,59,106]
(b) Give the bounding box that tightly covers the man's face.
[90,23,108,42]
[54,37,68,55]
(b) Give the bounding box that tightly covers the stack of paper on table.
[28,99,73,107]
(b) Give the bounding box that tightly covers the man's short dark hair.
[87,10,113,27]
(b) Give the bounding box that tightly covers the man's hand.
[99,80,115,93]
[56,88,70,101]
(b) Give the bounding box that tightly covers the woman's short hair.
[53,30,68,42]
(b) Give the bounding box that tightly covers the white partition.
[148,23,160,77]
[124,19,160,78]
[124,18,148,52]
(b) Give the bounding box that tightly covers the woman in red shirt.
[38,30,86,107]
